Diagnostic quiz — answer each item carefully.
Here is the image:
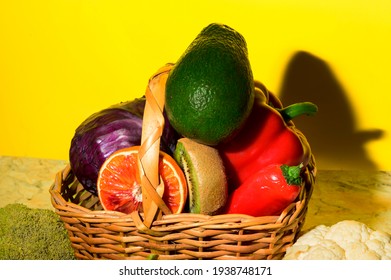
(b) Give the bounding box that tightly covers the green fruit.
[165,23,254,145]
[174,138,228,215]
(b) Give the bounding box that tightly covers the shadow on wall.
[277,51,383,170]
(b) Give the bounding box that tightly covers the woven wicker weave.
[49,65,316,260]
[49,157,315,260]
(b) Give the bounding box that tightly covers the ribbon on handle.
[137,64,174,228]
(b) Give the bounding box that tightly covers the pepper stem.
[280,163,303,186]
[277,102,318,122]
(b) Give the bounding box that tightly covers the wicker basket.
[49,65,316,260]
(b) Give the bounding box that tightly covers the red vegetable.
[69,97,179,196]
[218,86,317,189]
[225,164,302,216]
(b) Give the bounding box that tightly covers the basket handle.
[137,64,174,229]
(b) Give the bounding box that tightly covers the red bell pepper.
[224,164,303,216]
[218,85,317,190]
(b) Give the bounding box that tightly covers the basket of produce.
[50,23,317,260]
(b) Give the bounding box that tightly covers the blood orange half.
[97,146,187,214]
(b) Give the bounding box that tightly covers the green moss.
[0,203,75,260]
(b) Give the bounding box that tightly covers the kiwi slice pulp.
[173,138,228,215]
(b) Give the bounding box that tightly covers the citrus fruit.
[97,146,187,214]
[174,138,228,215]
[165,23,254,145]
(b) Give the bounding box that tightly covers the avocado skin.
[165,23,254,146]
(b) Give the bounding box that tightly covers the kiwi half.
[173,138,228,215]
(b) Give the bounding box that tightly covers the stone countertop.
[1,156,390,234]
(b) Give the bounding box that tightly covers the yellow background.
[1,0,390,170]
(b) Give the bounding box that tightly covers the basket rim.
[49,160,314,232]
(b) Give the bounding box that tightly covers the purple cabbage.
[69,97,180,196]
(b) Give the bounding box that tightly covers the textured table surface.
[1,156,390,234]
